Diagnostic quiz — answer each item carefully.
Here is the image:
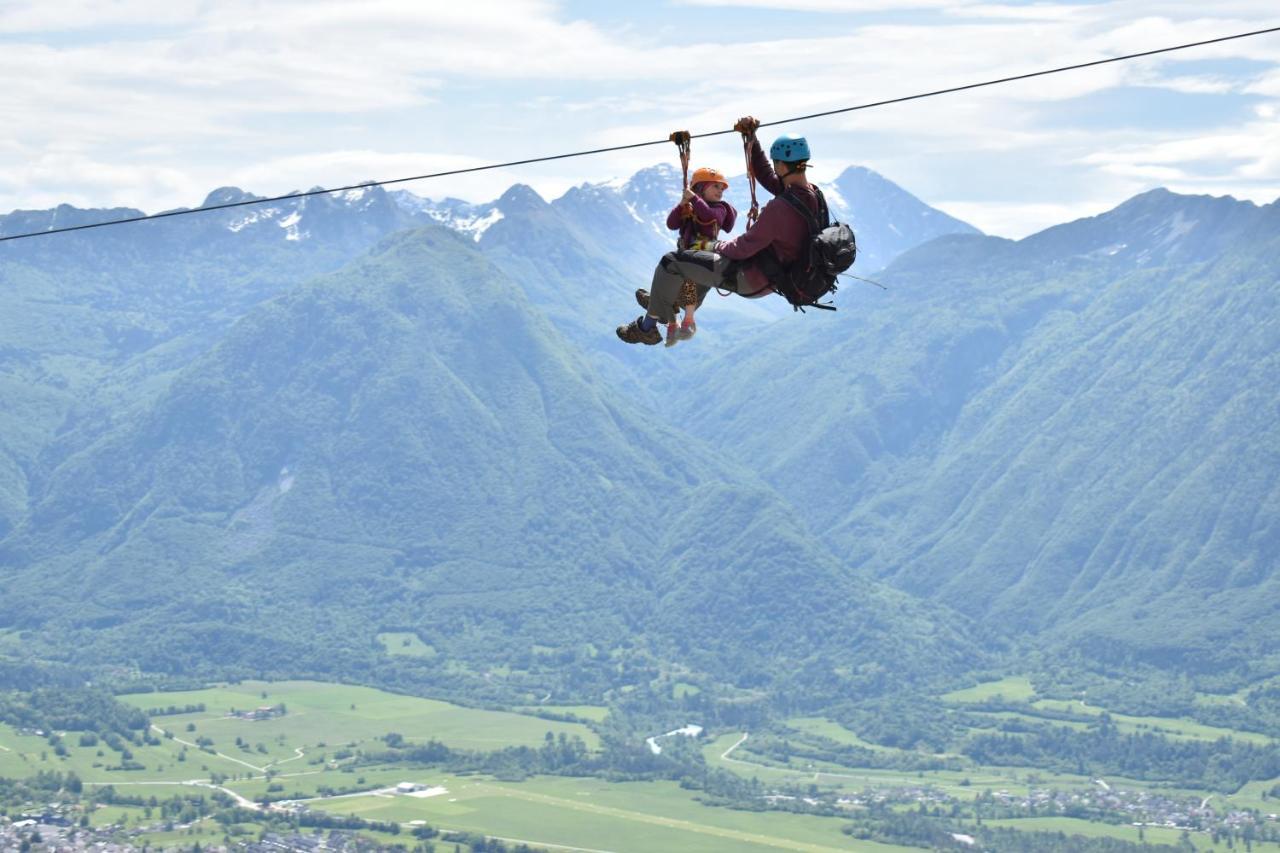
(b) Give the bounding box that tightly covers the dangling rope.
[741,131,760,230]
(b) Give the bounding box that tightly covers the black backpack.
[774,187,857,311]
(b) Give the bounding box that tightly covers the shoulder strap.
[813,186,831,229]
[779,187,828,236]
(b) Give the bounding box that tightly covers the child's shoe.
[664,322,680,348]
[678,321,697,341]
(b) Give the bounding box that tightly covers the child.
[663,168,736,346]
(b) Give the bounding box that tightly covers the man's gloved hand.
[734,116,761,135]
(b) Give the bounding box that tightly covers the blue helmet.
[770,133,811,163]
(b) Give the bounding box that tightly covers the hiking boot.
[678,322,697,341]
[616,316,661,345]
[664,322,680,348]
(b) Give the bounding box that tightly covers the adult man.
[617,117,822,345]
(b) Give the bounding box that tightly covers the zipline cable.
[2,23,1278,245]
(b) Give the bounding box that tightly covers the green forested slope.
[0,187,424,540]
[0,223,981,699]
[678,191,1280,672]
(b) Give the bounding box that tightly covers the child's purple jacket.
[666,196,737,249]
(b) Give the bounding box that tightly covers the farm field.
[1,682,600,795]
[1030,699,1274,745]
[786,717,898,752]
[0,720,251,785]
[703,731,1086,798]
[514,704,610,722]
[938,679,1274,745]
[705,728,1280,818]
[936,676,1274,742]
[983,816,1280,851]
[941,676,1038,703]
[309,773,914,852]
[376,632,437,658]
[116,680,599,766]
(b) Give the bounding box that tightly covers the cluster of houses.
[0,812,130,852]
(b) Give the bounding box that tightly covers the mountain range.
[1,163,1276,702]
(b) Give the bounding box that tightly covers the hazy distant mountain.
[826,167,982,273]
[678,188,1280,672]
[0,223,980,699]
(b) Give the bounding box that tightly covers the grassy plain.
[983,816,1280,851]
[309,774,914,852]
[941,676,1037,703]
[117,680,599,766]
[0,720,251,784]
[1030,699,1273,745]
[514,704,610,722]
[938,680,1274,745]
[704,731,1080,799]
[376,632,437,658]
[787,717,897,752]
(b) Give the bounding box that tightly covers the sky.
[1,0,1278,238]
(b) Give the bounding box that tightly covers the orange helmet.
[690,167,728,188]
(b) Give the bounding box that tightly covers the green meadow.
[1,681,600,800]
[309,773,914,852]
[941,676,1038,703]
[117,680,599,766]
[0,720,250,785]
[983,817,1280,852]
[514,704,610,722]
[376,632,437,658]
[1030,699,1274,745]
[940,678,1274,745]
[703,731,1075,799]
[786,717,897,752]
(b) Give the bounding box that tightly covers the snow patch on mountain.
[455,208,504,241]
[228,208,280,233]
[277,210,308,241]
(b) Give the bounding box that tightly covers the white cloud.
[1078,118,1280,181]
[1,0,1278,224]
[0,150,199,212]
[1246,70,1280,97]
[676,0,958,8]
[0,0,204,32]
[945,4,1092,22]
